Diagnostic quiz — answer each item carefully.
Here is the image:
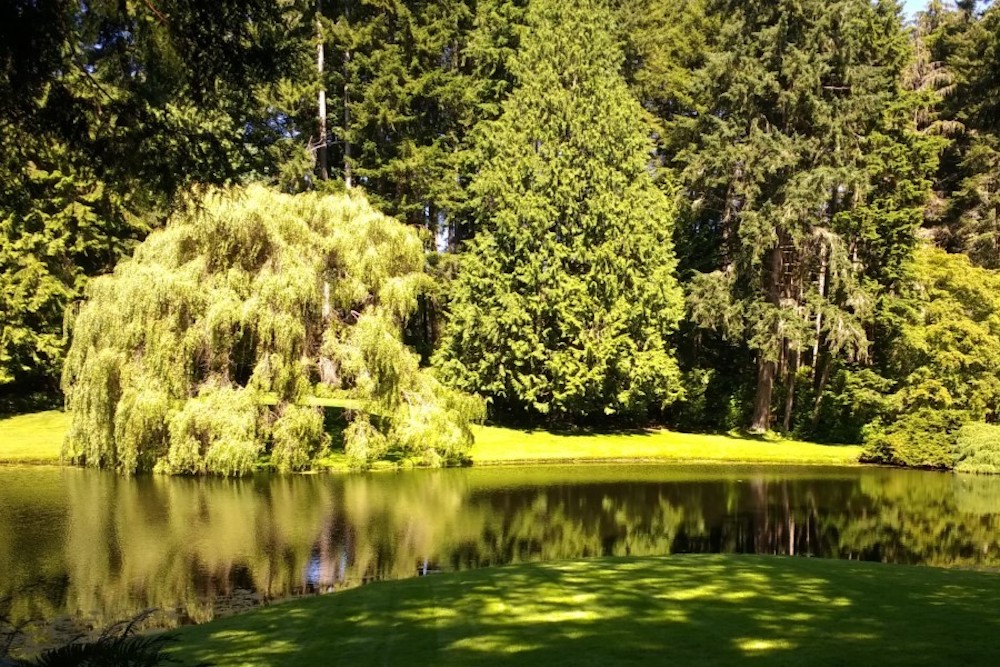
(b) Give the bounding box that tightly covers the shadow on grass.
[170,555,1000,666]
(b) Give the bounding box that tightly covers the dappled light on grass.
[170,555,1000,666]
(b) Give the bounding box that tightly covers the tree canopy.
[434,0,685,423]
[6,0,1000,474]
[62,185,481,475]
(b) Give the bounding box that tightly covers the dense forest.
[2,0,1000,473]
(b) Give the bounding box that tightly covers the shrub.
[954,423,1000,475]
[860,409,966,469]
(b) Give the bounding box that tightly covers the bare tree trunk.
[750,246,783,433]
[811,351,831,428]
[751,356,776,433]
[316,0,329,181]
[812,240,828,364]
[783,347,798,432]
[343,49,352,189]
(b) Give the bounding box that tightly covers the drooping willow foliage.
[62,185,482,475]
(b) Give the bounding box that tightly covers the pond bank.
[167,554,1000,666]
[0,410,861,468]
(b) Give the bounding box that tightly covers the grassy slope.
[470,425,861,465]
[0,410,67,464]
[0,408,861,467]
[169,554,1000,666]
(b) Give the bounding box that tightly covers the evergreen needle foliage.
[436,0,685,424]
[62,185,482,475]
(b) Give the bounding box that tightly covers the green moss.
[169,555,1000,666]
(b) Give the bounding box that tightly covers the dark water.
[2,464,1000,651]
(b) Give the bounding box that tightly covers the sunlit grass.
[0,410,67,464]
[470,425,862,466]
[168,554,1000,666]
[0,406,861,468]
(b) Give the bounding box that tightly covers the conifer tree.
[317,0,526,241]
[930,2,1000,266]
[677,0,939,433]
[435,0,685,423]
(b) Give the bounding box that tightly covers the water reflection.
[2,465,1000,651]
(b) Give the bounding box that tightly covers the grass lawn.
[470,425,861,465]
[0,407,861,468]
[169,554,1000,666]
[0,410,67,464]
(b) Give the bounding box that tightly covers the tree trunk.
[316,0,329,181]
[783,345,798,432]
[750,355,776,433]
[750,245,782,433]
[811,350,832,428]
[812,240,828,364]
[343,49,352,189]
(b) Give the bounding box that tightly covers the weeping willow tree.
[62,185,482,475]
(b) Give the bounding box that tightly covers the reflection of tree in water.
[59,473,340,629]
[831,471,1000,567]
[6,466,1000,652]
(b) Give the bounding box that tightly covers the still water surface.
[2,464,1000,649]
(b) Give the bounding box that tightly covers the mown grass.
[168,554,1000,666]
[470,425,861,466]
[0,410,67,464]
[0,407,861,468]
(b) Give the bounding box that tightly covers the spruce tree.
[933,2,1000,266]
[435,0,685,423]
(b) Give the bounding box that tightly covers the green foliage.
[889,247,1000,420]
[616,0,714,137]
[0,0,314,403]
[675,0,938,434]
[162,385,262,477]
[436,0,685,424]
[807,368,893,444]
[63,185,481,474]
[271,406,331,473]
[954,422,1000,475]
[861,247,1000,469]
[860,408,964,469]
[343,414,390,469]
[917,2,1000,264]
[317,0,527,240]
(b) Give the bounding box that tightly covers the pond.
[2,463,1000,652]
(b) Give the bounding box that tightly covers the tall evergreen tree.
[318,0,526,242]
[938,2,1000,266]
[677,0,939,433]
[435,0,685,423]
